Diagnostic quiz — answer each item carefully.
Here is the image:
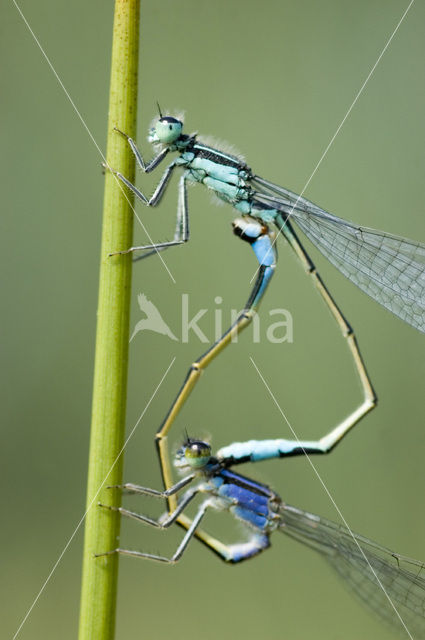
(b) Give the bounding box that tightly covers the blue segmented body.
[216,438,330,462]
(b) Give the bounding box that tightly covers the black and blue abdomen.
[179,143,252,212]
[215,469,279,532]
[178,143,279,219]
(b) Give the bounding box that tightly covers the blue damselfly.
[98,436,425,638]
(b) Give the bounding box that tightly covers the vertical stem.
[78,2,140,639]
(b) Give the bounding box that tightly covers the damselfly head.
[175,438,212,470]
[148,115,183,145]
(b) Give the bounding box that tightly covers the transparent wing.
[279,503,425,637]
[251,175,425,333]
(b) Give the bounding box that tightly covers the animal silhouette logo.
[130,294,178,342]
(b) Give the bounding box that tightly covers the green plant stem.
[78,2,140,639]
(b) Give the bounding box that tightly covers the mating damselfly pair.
[99,111,425,636]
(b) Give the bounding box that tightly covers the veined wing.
[251,175,425,333]
[279,503,425,638]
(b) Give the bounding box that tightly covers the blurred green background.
[2,1,425,638]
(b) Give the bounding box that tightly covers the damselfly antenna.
[156,101,163,118]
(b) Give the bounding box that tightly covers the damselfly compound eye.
[184,440,211,468]
[155,116,183,144]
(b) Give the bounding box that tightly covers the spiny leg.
[104,128,171,208]
[96,501,210,564]
[105,127,189,258]
[105,160,175,208]
[277,215,376,447]
[114,127,170,173]
[157,219,277,514]
[107,473,195,498]
[98,486,198,529]
[109,173,190,258]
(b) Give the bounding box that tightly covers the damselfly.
[98,436,425,638]
[106,111,424,510]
